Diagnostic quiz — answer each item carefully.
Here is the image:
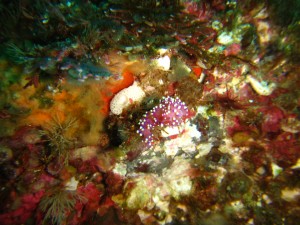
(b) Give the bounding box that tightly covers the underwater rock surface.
[0,0,300,225]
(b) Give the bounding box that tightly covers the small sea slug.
[137,96,194,147]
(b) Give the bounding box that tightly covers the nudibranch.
[137,96,194,147]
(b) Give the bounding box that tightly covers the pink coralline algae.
[260,106,284,133]
[0,190,44,225]
[224,43,241,56]
[137,96,194,147]
[70,183,102,224]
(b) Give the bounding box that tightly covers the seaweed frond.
[39,188,86,225]
[41,115,78,165]
[5,43,31,64]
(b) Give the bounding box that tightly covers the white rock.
[271,162,282,177]
[281,188,300,202]
[291,158,300,169]
[113,163,127,177]
[155,55,171,71]
[65,177,78,191]
[72,146,98,161]
[159,122,201,156]
[168,176,192,200]
[246,75,276,96]
[161,126,181,138]
[195,142,213,158]
[230,200,245,212]
[262,194,272,204]
[217,31,234,45]
[257,21,272,45]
